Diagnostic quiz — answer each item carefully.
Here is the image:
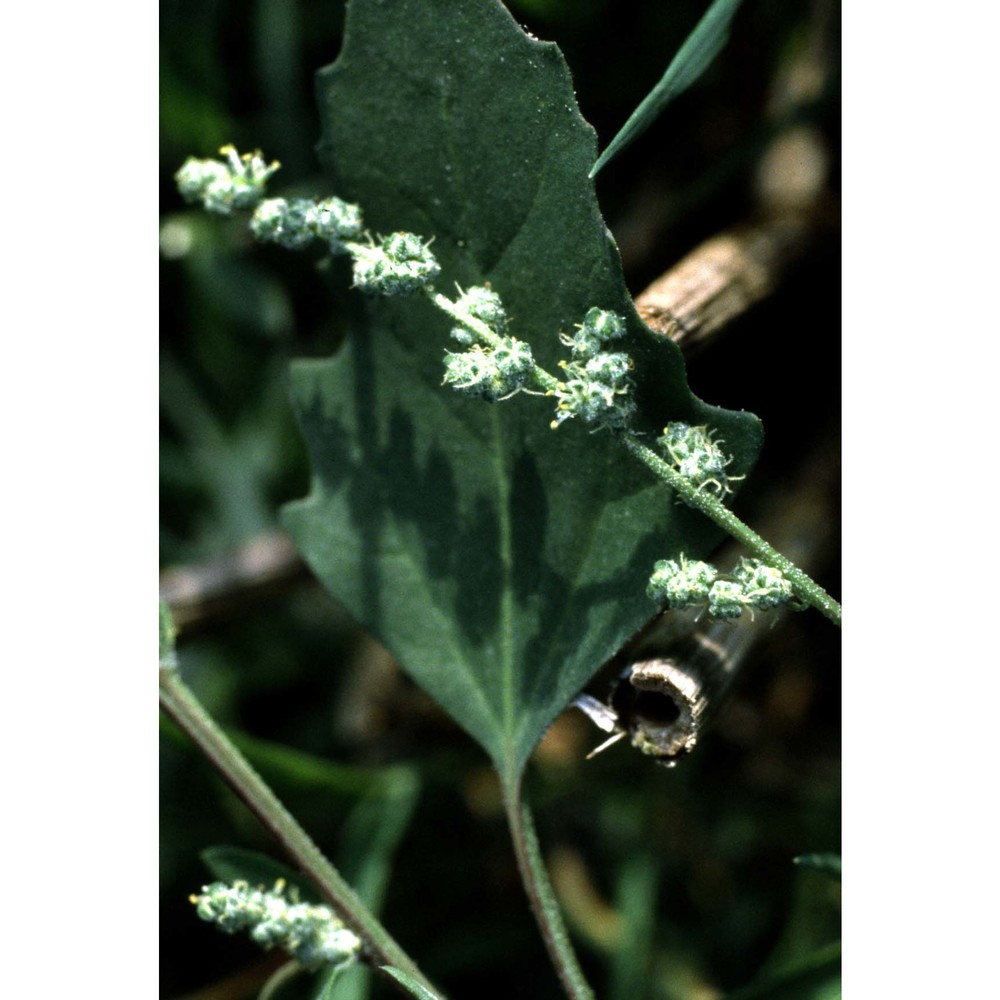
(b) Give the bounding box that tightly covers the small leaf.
[314,964,355,1000]
[379,966,444,1000]
[793,853,842,883]
[338,769,421,912]
[590,0,745,177]
[284,0,762,784]
[231,729,385,798]
[200,845,323,902]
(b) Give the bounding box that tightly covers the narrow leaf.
[725,942,841,1000]
[201,845,322,901]
[315,964,355,1000]
[379,966,444,1000]
[590,0,745,177]
[260,962,308,1000]
[793,853,842,883]
[609,853,660,1000]
[338,770,421,912]
[159,598,177,669]
[284,0,762,784]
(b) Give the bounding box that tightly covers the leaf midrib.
[376,330,511,756]
[491,405,517,757]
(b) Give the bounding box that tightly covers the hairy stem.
[158,666,442,999]
[503,783,595,1000]
[425,285,840,628]
[619,433,841,626]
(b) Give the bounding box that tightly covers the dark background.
[160,1,841,997]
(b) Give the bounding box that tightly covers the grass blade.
[590,0,745,177]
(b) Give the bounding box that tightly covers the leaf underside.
[282,0,762,783]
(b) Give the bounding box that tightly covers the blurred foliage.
[160,1,840,998]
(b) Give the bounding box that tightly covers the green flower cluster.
[442,286,537,401]
[173,150,437,297]
[647,555,795,620]
[250,196,364,252]
[175,145,280,216]
[552,307,635,430]
[732,556,794,610]
[191,879,362,970]
[448,286,509,343]
[646,555,718,608]
[560,305,625,357]
[443,339,536,401]
[350,231,441,296]
[658,422,743,500]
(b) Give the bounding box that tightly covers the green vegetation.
[161,2,840,997]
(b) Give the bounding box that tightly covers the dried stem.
[634,212,821,354]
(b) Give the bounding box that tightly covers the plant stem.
[426,284,840,628]
[619,433,841,626]
[503,783,595,1000]
[158,666,443,1000]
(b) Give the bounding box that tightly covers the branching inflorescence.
[175,148,637,432]
[174,146,834,625]
[442,287,539,401]
[552,308,636,430]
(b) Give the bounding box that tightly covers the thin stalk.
[158,666,442,1000]
[503,783,595,1000]
[427,289,502,346]
[427,287,561,392]
[619,433,841,626]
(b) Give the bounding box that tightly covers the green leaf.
[159,598,177,668]
[590,0,745,177]
[725,943,841,1000]
[609,853,660,1000]
[260,961,310,1000]
[337,769,420,912]
[379,966,444,1000]
[283,0,762,784]
[200,845,323,902]
[793,853,842,883]
[230,729,387,799]
[314,964,355,1000]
